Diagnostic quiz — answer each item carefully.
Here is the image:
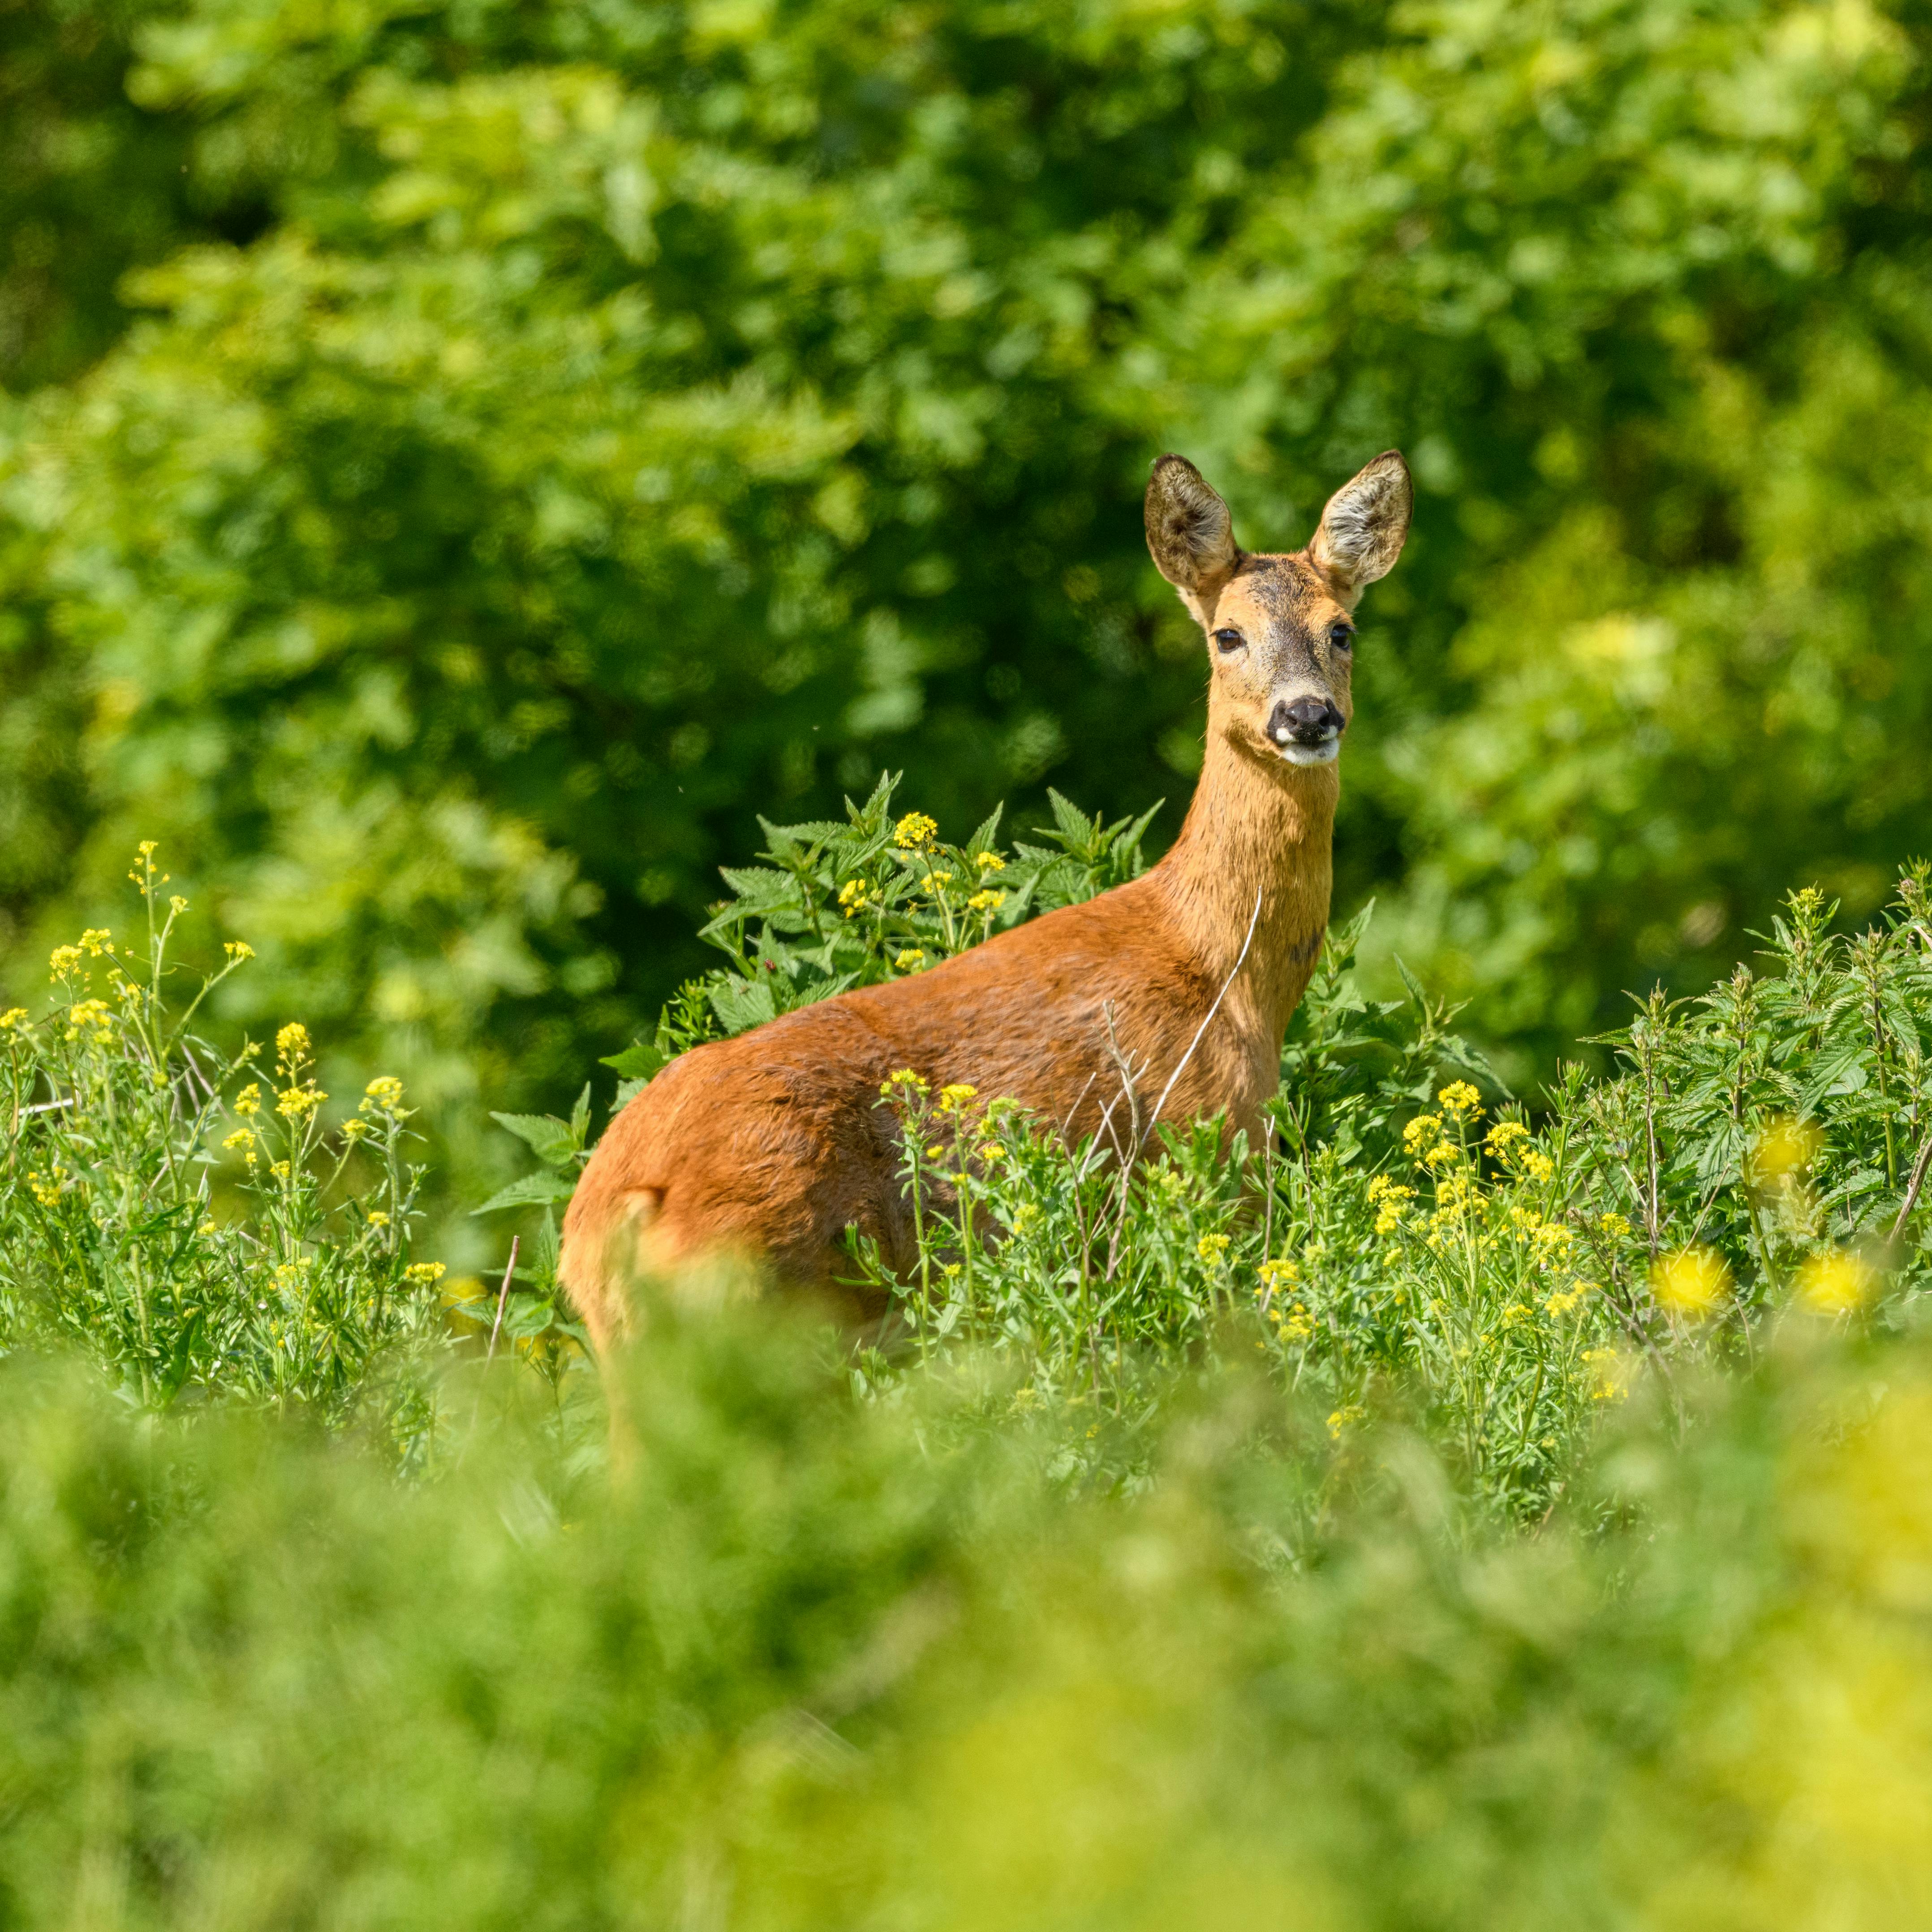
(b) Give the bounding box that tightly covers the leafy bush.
[481,790,1932,1521]
[2,1296,1931,1927]
[0,844,449,1460]
[8,0,1932,1137]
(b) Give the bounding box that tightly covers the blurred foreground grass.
[4,1303,1932,1929]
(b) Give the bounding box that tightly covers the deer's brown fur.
[561,451,1411,1347]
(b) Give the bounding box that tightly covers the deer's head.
[1145,451,1411,769]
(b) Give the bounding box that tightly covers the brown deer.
[560,451,1411,1347]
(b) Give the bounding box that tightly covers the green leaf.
[489,1112,579,1169]
[471,1171,578,1215]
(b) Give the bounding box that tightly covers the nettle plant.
[0,846,448,1458]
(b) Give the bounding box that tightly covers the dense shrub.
[1,1300,1930,1927]
[6,0,1932,1142]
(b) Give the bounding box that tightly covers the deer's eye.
[1213,628,1244,653]
[1329,623,1355,651]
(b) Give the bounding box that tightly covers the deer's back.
[560,873,1270,1330]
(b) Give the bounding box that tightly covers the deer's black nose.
[1269,697,1343,747]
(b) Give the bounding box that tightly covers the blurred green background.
[5,0,1931,1193]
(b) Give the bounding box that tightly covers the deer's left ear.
[1309,452,1412,605]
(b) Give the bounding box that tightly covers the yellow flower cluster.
[27,1166,68,1208]
[63,999,113,1042]
[936,1082,977,1114]
[1196,1232,1231,1267]
[837,878,873,917]
[1437,1081,1483,1120]
[1582,1348,1630,1402]
[277,1084,327,1120]
[403,1261,447,1287]
[1751,1116,1824,1185]
[0,1008,27,1034]
[880,1067,929,1100]
[967,889,1004,914]
[1652,1247,1732,1319]
[361,1075,404,1115]
[1366,1175,1414,1235]
[224,940,255,962]
[895,948,926,970]
[233,1082,262,1117]
[1403,1113,1441,1154]
[1326,1403,1366,1440]
[275,1021,311,1068]
[894,812,938,851]
[1485,1120,1528,1156]
[974,852,1005,873]
[1797,1250,1875,1314]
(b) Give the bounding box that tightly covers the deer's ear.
[1145,455,1239,602]
[1309,451,1412,604]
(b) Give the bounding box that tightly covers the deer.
[560,450,1411,1351]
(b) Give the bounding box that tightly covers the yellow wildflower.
[924,1143,946,1161]
[1326,1403,1366,1440]
[1521,1149,1555,1184]
[1652,1246,1731,1320]
[975,852,1006,873]
[924,870,955,891]
[1256,1257,1299,1294]
[1796,1250,1876,1315]
[1403,1114,1442,1154]
[1545,1282,1592,1317]
[48,945,83,979]
[894,812,938,850]
[1424,1141,1462,1170]
[403,1261,447,1287]
[366,1210,391,1230]
[1196,1232,1231,1266]
[224,940,255,961]
[967,889,1005,913]
[222,1129,255,1152]
[1437,1081,1483,1120]
[361,1075,404,1114]
[1582,1348,1631,1402]
[168,896,188,915]
[233,1082,262,1117]
[937,1082,978,1112]
[0,1008,26,1033]
[880,1067,929,1098]
[1011,1202,1041,1233]
[275,1021,311,1067]
[277,1084,326,1119]
[1485,1120,1528,1154]
[341,1118,369,1140]
[63,999,113,1041]
[270,1161,292,1180]
[1598,1212,1631,1239]
[79,928,114,956]
[27,1167,66,1208]
[980,1140,1007,1162]
[1750,1117,1824,1186]
[895,948,927,970]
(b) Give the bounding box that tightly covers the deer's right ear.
[1145,455,1239,609]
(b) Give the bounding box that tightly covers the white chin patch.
[1276,738,1339,766]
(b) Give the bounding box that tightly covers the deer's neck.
[1150,702,1336,1038]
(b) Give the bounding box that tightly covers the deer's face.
[1144,451,1411,771]
[1200,557,1357,766]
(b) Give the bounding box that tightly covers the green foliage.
[3,1298,1932,1925]
[0,846,449,1457]
[7,0,1932,1156]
